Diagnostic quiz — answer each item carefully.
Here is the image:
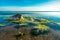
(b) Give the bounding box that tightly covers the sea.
[0,11,60,30]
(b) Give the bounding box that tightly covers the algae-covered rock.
[0,24,5,27]
[30,25,50,36]
[30,28,40,36]
[18,32,25,36]
[4,14,24,24]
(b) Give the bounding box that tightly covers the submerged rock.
[30,27,50,36]
[30,28,40,36]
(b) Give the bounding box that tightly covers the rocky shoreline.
[0,26,60,40]
[0,14,60,40]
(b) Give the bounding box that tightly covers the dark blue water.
[0,11,60,30]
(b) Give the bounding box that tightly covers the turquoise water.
[0,11,60,30]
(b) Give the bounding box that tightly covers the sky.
[0,0,51,6]
[0,0,60,11]
[0,0,60,17]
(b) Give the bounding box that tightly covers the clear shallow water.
[0,11,60,30]
[43,23,60,30]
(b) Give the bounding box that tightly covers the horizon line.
[0,11,60,12]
